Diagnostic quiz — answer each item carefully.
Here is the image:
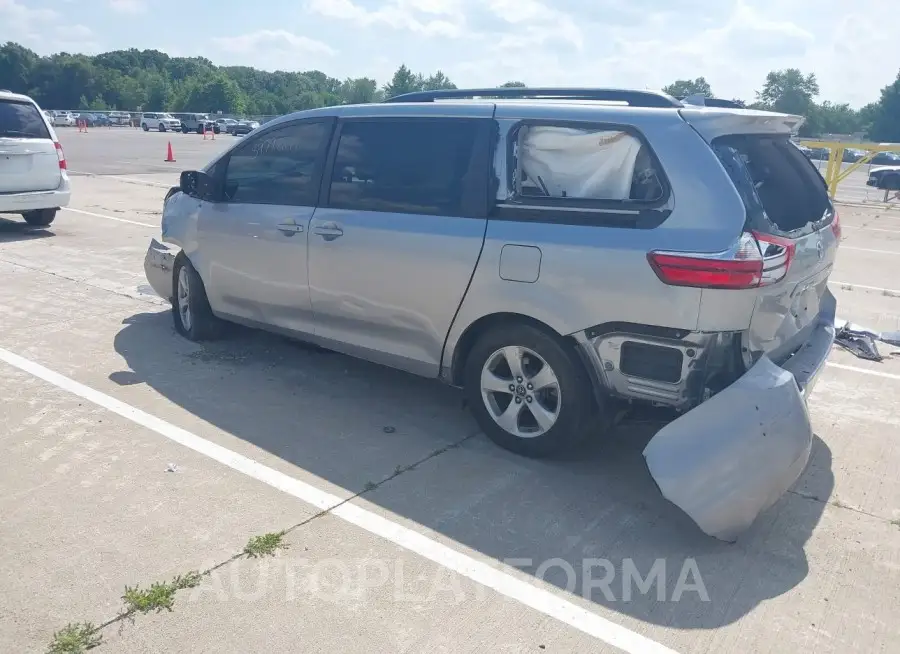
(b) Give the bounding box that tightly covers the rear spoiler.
[679,106,805,140]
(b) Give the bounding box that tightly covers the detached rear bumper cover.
[144,238,177,301]
[644,318,834,542]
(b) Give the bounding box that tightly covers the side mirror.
[179,170,214,200]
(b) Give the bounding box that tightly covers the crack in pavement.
[64,431,479,641]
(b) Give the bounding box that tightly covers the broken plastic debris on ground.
[833,318,900,361]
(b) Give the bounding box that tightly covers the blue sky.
[1,0,896,107]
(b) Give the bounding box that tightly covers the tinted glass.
[223,121,330,206]
[328,119,480,216]
[0,100,51,139]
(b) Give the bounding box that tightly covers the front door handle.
[276,222,304,237]
[312,222,344,241]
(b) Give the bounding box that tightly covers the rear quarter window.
[713,134,832,235]
[0,100,52,139]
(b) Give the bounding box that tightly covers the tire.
[159,124,166,132]
[197,126,203,134]
[172,254,222,341]
[22,209,57,227]
[142,123,149,131]
[182,125,189,134]
[464,323,597,458]
[213,126,221,134]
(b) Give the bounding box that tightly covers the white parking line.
[68,170,172,188]
[0,346,678,654]
[842,225,900,234]
[829,281,900,296]
[827,363,900,381]
[62,207,157,229]
[840,246,900,256]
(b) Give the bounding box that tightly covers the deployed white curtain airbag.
[519,127,642,201]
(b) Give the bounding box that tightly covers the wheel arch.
[448,312,578,387]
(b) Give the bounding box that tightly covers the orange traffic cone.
[164,142,176,162]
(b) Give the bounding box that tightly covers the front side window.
[327,118,482,217]
[222,120,332,206]
[510,124,665,204]
[0,100,52,139]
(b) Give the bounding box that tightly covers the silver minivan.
[0,90,71,226]
[144,88,840,541]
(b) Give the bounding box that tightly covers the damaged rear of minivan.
[641,110,839,541]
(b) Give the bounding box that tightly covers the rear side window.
[713,135,831,234]
[511,125,665,203]
[222,120,332,206]
[0,100,51,139]
[326,118,485,217]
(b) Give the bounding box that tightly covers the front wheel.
[22,208,57,227]
[171,255,222,341]
[158,124,166,132]
[182,125,189,134]
[464,323,597,458]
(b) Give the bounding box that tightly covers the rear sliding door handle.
[312,223,344,241]
[276,222,304,236]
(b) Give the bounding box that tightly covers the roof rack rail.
[384,87,682,108]
[679,95,745,109]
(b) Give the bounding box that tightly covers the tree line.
[1,41,897,142]
[663,72,900,142]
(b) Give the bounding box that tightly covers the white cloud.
[108,0,147,15]
[212,30,337,57]
[0,0,98,52]
[306,0,467,37]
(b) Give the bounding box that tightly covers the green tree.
[868,71,900,143]
[339,77,379,104]
[421,71,456,91]
[0,42,39,93]
[383,64,422,98]
[662,77,713,98]
[756,68,819,116]
[78,94,90,110]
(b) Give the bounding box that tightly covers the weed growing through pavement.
[243,531,288,558]
[122,571,203,615]
[46,622,102,654]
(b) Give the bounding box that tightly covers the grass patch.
[47,623,102,654]
[891,518,900,529]
[243,531,288,558]
[122,571,202,615]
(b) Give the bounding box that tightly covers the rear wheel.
[464,323,597,458]
[172,255,222,341]
[21,209,57,227]
[142,123,149,131]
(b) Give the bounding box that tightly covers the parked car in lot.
[144,87,840,542]
[0,91,70,226]
[172,113,218,134]
[216,118,237,133]
[227,118,260,135]
[75,112,108,127]
[141,112,181,132]
[50,110,76,127]
[867,165,900,191]
[870,151,900,166]
[108,111,131,126]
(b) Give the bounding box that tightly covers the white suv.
[0,91,70,226]
[141,112,181,132]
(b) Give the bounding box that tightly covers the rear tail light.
[54,141,66,170]
[648,231,794,290]
[831,210,841,240]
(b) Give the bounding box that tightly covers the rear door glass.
[713,134,832,235]
[0,100,51,139]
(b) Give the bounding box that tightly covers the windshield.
[0,99,52,139]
